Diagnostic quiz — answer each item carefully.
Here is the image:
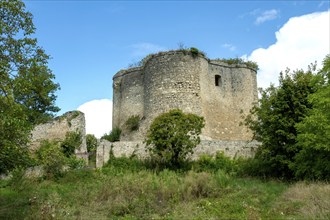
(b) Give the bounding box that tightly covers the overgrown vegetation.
[34,131,85,179]
[243,55,330,180]
[128,46,207,68]
[60,131,82,157]
[101,127,122,142]
[145,109,205,168]
[0,0,60,174]
[218,57,259,70]
[124,115,140,132]
[1,155,329,219]
[86,134,98,166]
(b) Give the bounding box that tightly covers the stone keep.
[112,51,258,141]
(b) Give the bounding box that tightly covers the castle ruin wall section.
[200,61,257,140]
[113,68,144,140]
[29,111,88,161]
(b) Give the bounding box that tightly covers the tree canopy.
[145,109,205,168]
[244,55,330,180]
[0,0,60,173]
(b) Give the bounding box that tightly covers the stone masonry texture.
[112,50,258,141]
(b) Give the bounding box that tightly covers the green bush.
[67,156,86,170]
[86,134,98,166]
[105,156,146,172]
[101,127,122,142]
[145,109,205,168]
[193,152,238,175]
[189,47,205,58]
[36,140,67,179]
[125,115,140,131]
[61,131,82,157]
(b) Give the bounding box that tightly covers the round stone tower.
[112,50,258,141]
[143,51,207,128]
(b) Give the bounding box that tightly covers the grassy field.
[1,157,329,219]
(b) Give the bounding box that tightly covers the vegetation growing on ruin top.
[215,58,259,71]
[126,48,258,71]
[127,47,207,68]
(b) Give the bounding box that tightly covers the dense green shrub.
[36,139,85,179]
[101,127,122,142]
[36,141,67,179]
[243,55,330,180]
[66,156,86,170]
[125,115,140,131]
[105,156,147,173]
[292,55,330,180]
[145,109,205,168]
[86,134,98,166]
[193,152,238,174]
[60,131,82,157]
[86,134,98,153]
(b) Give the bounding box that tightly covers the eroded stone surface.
[112,51,258,141]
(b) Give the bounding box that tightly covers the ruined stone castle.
[112,50,258,142]
[29,50,260,168]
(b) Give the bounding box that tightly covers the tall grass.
[0,156,329,219]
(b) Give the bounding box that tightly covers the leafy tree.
[86,134,98,165]
[293,55,330,180]
[60,131,82,157]
[86,134,98,153]
[36,140,67,179]
[145,109,205,167]
[244,66,316,179]
[0,0,60,173]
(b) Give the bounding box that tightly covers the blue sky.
[23,1,329,137]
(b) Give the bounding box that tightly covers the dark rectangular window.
[215,75,221,86]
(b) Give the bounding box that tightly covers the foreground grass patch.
[1,159,329,219]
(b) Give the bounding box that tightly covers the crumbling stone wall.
[96,140,258,168]
[112,50,258,141]
[29,111,88,160]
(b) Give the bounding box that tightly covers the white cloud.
[222,43,236,51]
[130,43,167,58]
[245,10,329,88]
[255,9,280,25]
[77,99,112,138]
